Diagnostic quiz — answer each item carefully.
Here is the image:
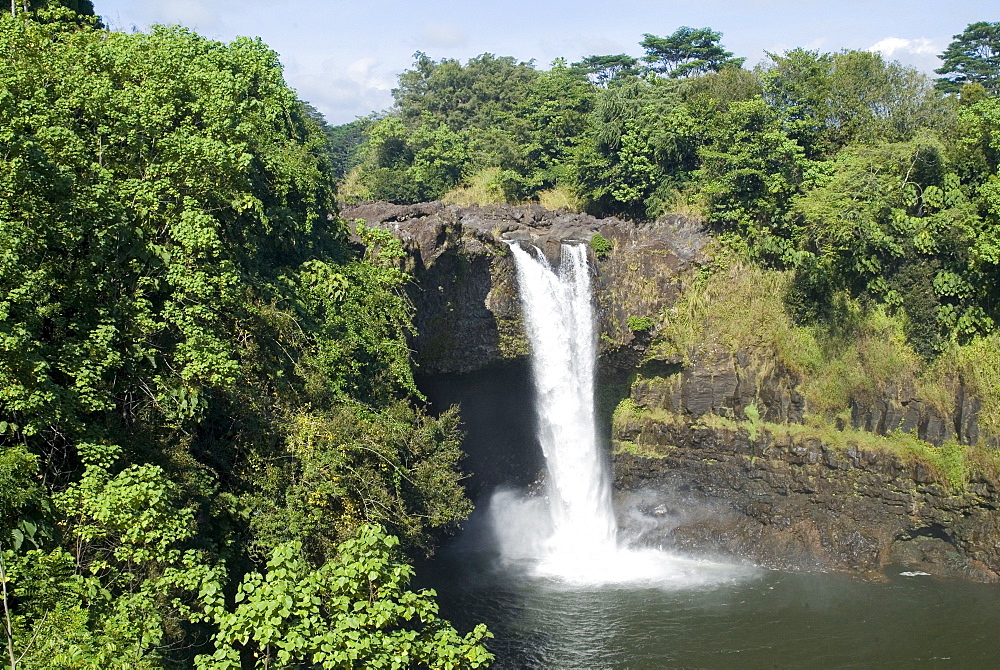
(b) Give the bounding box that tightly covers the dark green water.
[421,535,1000,669]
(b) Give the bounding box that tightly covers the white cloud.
[119,0,221,31]
[285,57,398,125]
[345,57,395,93]
[419,22,469,48]
[867,37,947,74]
[573,36,627,58]
[868,37,940,57]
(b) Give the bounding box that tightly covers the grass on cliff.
[727,413,972,492]
[337,165,371,204]
[535,186,581,211]
[613,438,670,460]
[623,248,1000,488]
[924,335,1000,441]
[613,396,977,491]
[651,256,916,413]
[441,167,507,206]
[440,168,581,211]
[646,250,1000,445]
[610,397,679,460]
[649,256,819,380]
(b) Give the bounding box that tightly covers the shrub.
[590,233,613,258]
[626,315,656,332]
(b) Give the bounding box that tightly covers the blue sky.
[95,1,997,126]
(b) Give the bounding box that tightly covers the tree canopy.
[640,27,744,78]
[575,54,642,86]
[338,22,1000,354]
[936,21,1000,94]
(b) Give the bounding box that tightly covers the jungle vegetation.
[0,4,491,668]
[341,23,1000,361]
[2,0,1000,666]
[340,20,1000,482]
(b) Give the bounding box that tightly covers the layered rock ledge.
[613,419,1000,581]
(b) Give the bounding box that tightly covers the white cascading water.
[490,241,753,586]
[508,242,616,553]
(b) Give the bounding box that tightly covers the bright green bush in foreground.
[0,8,486,667]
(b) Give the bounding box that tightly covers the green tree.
[791,133,992,348]
[935,21,1000,94]
[196,526,492,670]
[356,52,594,204]
[325,117,372,180]
[504,59,595,196]
[359,115,470,202]
[393,52,538,132]
[680,63,763,107]
[640,27,744,78]
[575,80,701,218]
[953,96,1000,330]
[574,54,642,86]
[354,52,541,202]
[761,49,950,156]
[0,10,483,665]
[249,402,472,561]
[826,50,945,147]
[697,99,805,238]
[1,0,95,18]
[760,49,835,158]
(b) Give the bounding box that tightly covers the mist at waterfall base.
[413,243,1000,668]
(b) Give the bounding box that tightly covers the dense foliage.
[0,8,489,668]
[5,4,1000,665]
[343,24,1000,356]
[639,27,744,78]
[343,52,593,204]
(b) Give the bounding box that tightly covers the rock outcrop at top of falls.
[348,201,1000,582]
[343,200,706,375]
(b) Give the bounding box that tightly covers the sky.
[95,1,997,126]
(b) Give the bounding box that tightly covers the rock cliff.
[613,416,1000,581]
[349,201,1000,581]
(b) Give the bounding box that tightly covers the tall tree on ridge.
[641,26,744,78]
[575,53,642,86]
[935,21,1000,94]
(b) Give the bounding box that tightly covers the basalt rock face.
[343,201,705,374]
[629,348,806,425]
[612,357,999,580]
[613,419,1000,581]
[627,348,981,448]
[848,383,986,448]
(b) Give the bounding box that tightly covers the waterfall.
[507,242,616,554]
[488,240,755,586]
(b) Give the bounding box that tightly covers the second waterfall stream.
[489,241,744,586]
